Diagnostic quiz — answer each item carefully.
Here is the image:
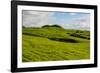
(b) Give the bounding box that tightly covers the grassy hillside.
[22,26,90,62]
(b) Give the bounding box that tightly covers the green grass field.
[22,26,90,62]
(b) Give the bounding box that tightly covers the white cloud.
[22,10,54,27]
[79,19,90,30]
[22,10,90,30]
[59,17,90,31]
[69,13,77,16]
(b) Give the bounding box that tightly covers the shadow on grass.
[69,33,90,40]
[23,33,79,43]
[49,38,79,43]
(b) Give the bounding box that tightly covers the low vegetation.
[22,25,90,62]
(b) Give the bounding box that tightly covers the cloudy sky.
[22,10,90,30]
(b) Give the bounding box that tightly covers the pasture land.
[22,27,90,62]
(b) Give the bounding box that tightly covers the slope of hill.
[22,25,90,62]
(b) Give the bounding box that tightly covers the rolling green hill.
[22,26,90,62]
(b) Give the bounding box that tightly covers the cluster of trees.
[69,31,90,40]
[42,24,63,28]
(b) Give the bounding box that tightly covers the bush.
[22,25,26,28]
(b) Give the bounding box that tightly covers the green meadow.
[22,25,90,62]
